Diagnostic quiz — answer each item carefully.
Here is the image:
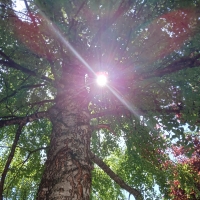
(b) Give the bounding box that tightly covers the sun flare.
[96,72,108,87]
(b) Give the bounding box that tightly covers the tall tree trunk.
[37,75,92,200]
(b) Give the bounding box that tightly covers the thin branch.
[0,50,53,83]
[0,146,11,149]
[92,124,116,136]
[0,3,30,18]
[90,106,180,119]
[0,145,48,152]
[138,53,200,80]
[3,146,48,193]
[23,147,48,164]
[0,115,18,119]
[68,0,87,33]
[0,111,48,128]
[91,0,133,45]
[0,123,24,199]
[0,84,46,104]
[27,99,55,106]
[90,107,131,119]
[90,151,143,200]
[23,0,37,27]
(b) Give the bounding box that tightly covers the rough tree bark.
[37,72,92,200]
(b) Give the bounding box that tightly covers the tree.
[0,0,200,199]
[170,136,200,199]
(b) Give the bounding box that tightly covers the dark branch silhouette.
[23,0,37,27]
[138,54,200,80]
[19,146,49,168]
[0,50,53,83]
[27,99,55,107]
[68,0,87,33]
[0,123,24,199]
[0,84,46,104]
[0,111,48,128]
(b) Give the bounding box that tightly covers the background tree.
[170,136,200,199]
[0,0,200,199]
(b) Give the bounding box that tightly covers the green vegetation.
[0,0,200,199]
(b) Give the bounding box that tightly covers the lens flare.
[96,72,108,87]
[97,74,107,86]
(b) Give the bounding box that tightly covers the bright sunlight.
[96,72,108,87]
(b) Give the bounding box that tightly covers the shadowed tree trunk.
[37,74,92,199]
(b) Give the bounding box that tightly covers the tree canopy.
[0,0,200,199]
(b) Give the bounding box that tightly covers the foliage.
[170,136,200,199]
[0,0,200,199]
[0,120,51,199]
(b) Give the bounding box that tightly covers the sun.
[96,71,108,87]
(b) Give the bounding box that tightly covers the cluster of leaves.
[170,136,200,199]
[0,119,51,199]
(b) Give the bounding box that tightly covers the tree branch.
[27,99,55,107]
[0,123,24,199]
[2,146,48,193]
[68,0,87,33]
[91,0,134,45]
[90,151,143,200]
[23,0,37,27]
[0,111,48,128]
[90,107,180,119]
[0,50,53,83]
[0,84,46,104]
[139,54,200,80]
[18,146,49,168]
[90,107,131,119]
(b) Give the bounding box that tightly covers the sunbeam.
[107,85,140,119]
[37,8,96,76]
[36,6,142,125]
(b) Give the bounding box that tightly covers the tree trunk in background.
[37,75,92,200]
